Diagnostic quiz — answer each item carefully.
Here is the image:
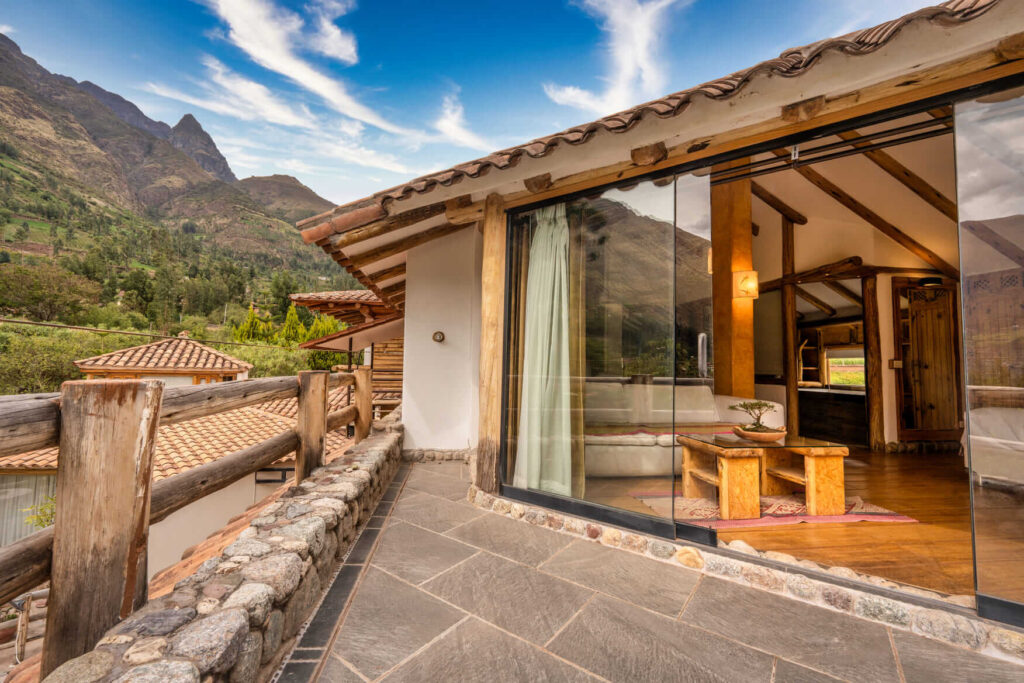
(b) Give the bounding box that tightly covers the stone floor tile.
[390,490,485,532]
[416,461,467,480]
[539,539,699,615]
[404,468,471,500]
[371,521,477,584]
[331,568,463,679]
[682,577,899,682]
[547,594,774,683]
[773,659,844,682]
[319,654,366,682]
[446,512,573,566]
[893,629,1024,682]
[422,552,593,645]
[381,617,598,682]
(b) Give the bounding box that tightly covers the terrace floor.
[280,461,1024,683]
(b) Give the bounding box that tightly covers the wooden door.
[893,279,963,440]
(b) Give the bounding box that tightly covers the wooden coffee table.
[677,433,849,519]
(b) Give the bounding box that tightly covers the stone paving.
[289,461,1024,683]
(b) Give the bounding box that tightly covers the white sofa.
[582,382,784,477]
[967,406,1024,486]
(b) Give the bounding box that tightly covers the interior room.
[504,98,1024,599]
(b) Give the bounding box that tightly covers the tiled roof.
[290,290,381,305]
[298,0,1000,228]
[75,335,253,373]
[1,390,353,480]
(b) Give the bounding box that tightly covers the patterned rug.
[637,493,917,529]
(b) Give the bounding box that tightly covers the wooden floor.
[584,450,984,596]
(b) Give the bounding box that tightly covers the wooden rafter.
[379,282,406,299]
[751,182,808,224]
[348,222,469,271]
[822,280,864,307]
[329,202,447,251]
[961,220,1024,268]
[771,148,959,279]
[795,286,837,316]
[760,256,863,292]
[366,262,407,284]
[836,130,956,221]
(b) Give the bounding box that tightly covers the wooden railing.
[0,367,373,677]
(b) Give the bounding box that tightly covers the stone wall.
[465,485,1024,666]
[44,414,404,683]
[401,447,473,463]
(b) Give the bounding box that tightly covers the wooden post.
[781,217,799,435]
[862,275,885,451]
[711,160,755,398]
[353,366,372,443]
[296,370,329,482]
[476,193,506,493]
[41,380,163,679]
[15,594,30,662]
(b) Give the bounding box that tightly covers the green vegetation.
[827,357,866,386]
[23,496,55,530]
[729,400,781,432]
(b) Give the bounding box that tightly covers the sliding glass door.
[504,172,714,533]
[956,85,1024,621]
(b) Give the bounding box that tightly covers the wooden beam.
[366,262,406,284]
[42,380,163,678]
[296,370,328,483]
[353,366,372,443]
[476,193,506,493]
[347,222,469,271]
[751,222,760,237]
[446,195,484,225]
[863,275,885,451]
[329,202,447,251]
[836,130,957,221]
[771,148,960,279]
[962,220,1024,268]
[712,158,755,399]
[822,280,864,307]
[751,182,808,224]
[302,203,386,244]
[630,141,668,166]
[760,256,864,292]
[523,173,553,193]
[781,217,799,435]
[379,282,406,299]
[795,286,837,317]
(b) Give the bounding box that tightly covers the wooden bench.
[760,444,850,516]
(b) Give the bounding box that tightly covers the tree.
[304,314,350,370]
[233,304,274,343]
[269,271,297,321]
[15,221,29,242]
[0,251,9,264]
[0,263,101,321]
[276,304,307,346]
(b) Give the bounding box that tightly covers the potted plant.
[729,400,787,442]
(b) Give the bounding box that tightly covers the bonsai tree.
[729,400,781,432]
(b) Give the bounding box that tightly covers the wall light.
[733,270,759,299]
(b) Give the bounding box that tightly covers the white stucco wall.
[402,228,482,450]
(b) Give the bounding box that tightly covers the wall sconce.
[432,331,445,343]
[733,270,759,299]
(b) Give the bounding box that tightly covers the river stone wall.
[44,413,403,683]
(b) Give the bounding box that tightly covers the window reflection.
[956,87,1024,606]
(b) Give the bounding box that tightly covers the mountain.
[169,114,236,183]
[76,80,172,140]
[0,32,338,269]
[236,174,335,224]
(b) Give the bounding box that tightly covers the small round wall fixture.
[432,331,445,343]
[918,276,944,287]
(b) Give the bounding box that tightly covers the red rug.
[636,494,917,529]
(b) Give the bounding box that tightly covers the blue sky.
[1,0,930,205]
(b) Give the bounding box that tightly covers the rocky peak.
[77,80,171,139]
[169,114,237,183]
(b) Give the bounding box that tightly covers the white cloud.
[207,0,411,136]
[146,56,317,129]
[544,0,689,116]
[0,24,14,34]
[812,0,932,39]
[434,92,493,152]
[308,0,358,65]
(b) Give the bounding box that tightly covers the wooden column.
[353,366,372,443]
[296,370,329,482]
[781,217,799,435]
[711,161,755,398]
[862,275,885,451]
[476,193,506,493]
[41,380,163,678]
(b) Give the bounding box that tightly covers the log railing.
[0,367,373,677]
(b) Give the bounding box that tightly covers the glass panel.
[505,178,676,518]
[956,87,1024,605]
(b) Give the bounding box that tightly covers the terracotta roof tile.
[290,290,381,305]
[299,0,1000,231]
[74,336,253,373]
